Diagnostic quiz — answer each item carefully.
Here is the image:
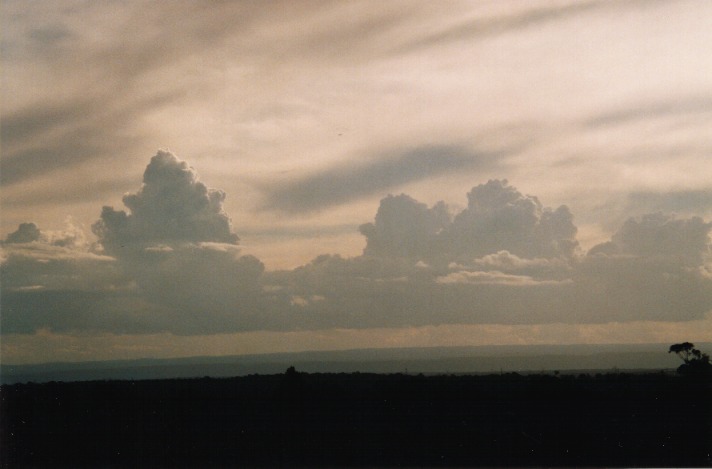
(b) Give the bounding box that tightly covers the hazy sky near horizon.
[2,0,712,363]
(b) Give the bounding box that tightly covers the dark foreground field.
[2,370,710,467]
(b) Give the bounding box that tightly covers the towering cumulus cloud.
[93,151,238,253]
[1,151,266,335]
[1,153,711,336]
[359,180,578,263]
[90,151,264,334]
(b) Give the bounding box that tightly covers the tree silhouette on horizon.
[669,342,711,377]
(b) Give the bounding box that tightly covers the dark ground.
[1,370,710,467]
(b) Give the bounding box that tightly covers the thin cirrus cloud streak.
[390,0,608,55]
[582,95,712,128]
[260,145,510,213]
[0,92,184,186]
[1,1,258,186]
[0,1,425,204]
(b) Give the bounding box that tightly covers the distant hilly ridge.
[4,342,704,384]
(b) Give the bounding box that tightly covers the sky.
[2,0,712,364]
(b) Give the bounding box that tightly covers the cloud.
[1,0,429,190]
[0,229,268,335]
[3,219,87,248]
[3,223,40,244]
[93,151,239,254]
[1,93,179,186]
[266,253,576,327]
[584,95,712,129]
[471,250,566,271]
[2,152,267,335]
[625,190,712,218]
[2,0,267,198]
[0,241,117,293]
[1,176,138,213]
[445,179,579,260]
[88,151,270,334]
[271,222,711,328]
[573,214,712,322]
[1,100,95,152]
[1,287,184,335]
[359,179,578,262]
[359,194,450,259]
[582,188,712,236]
[393,0,608,55]
[2,153,711,336]
[436,270,573,287]
[0,224,131,334]
[269,186,710,328]
[261,145,505,213]
[588,213,711,263]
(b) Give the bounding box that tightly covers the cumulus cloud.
[88,151,270,333]
[588,213,711,263]
[626,190,712,218]
[92,151,238,254]
[359,179,578,263]
[2,152,267,335]
[3,219,88,248]
[269,183,710,328]
[3,153,711,335]
[566,213,712,322]
[3,223,41,244]
[359,194,450,259]
[445,180,579,260]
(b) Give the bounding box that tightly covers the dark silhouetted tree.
[669,342,712,377]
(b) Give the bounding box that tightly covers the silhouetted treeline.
[1,371,710,467]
